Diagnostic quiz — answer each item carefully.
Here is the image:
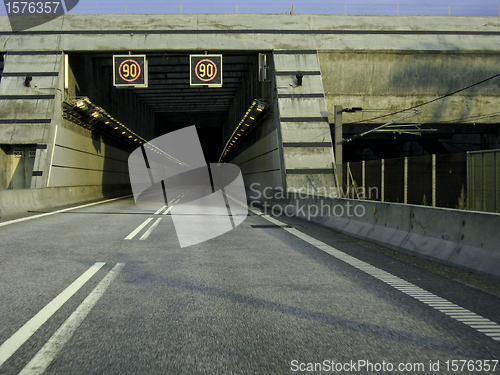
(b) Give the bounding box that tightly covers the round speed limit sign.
[119,59,142,83]
[195,59,218,82]
[113,55,148,87]
[190,55,222,86]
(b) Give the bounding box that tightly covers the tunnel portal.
[67,52,267,163]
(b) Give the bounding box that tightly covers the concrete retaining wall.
[249,191,500,280]
[0,184,131,218]
[318,51,500,126]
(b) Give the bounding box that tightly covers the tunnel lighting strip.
[66,97,189,167]
[219,99,267,163]
[65,96,147,145]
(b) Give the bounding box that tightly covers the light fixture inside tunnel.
[219,99,268,162]
[76,100,87,110]
[63,96,147,146]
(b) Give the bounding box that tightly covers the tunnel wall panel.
[231,129,283,191]
[49,123,130,187]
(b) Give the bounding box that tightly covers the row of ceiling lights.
[219,100,267,162]
[65,96,147,145]
[65,97,188,165]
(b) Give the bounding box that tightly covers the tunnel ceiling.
[93,52,255,125]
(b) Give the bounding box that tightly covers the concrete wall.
[1,15,500,53]
[232,127,284,191]
[49,123,131,188]
[0,51,62,191]
[0,52,60,145]
[0,51,134,215]
[318,51,500,126]
[249,192,500,280]
[274,50,336,193]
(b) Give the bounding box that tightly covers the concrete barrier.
[0,184,131,218]
[249,189,500,281]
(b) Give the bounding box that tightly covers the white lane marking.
[125,218,153,240]
[154,206,166,215]
[140,218,162,240]
[0,196,132,228]
[163,206,173,215]
[249,207,500,342]
[0,262,105,368]
[19,263,125,375]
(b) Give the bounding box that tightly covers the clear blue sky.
[2,0,500,16]
[74,0,500,16]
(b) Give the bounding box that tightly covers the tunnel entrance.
[67,52,267,162]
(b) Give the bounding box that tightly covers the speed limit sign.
[113,55,148,88]
[190,55,222,87]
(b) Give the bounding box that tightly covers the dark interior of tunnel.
[67,52,262,162]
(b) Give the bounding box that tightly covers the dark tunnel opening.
[67,52,264,163]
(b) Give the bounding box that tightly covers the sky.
[1,0,500,16]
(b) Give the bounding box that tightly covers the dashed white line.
[140,218,162,240]
[18,263,124,375]
[125,218,153,240]
[163,206,173,215]
[249,207,500,342]
[154,206,167,215]
[0,262,105,368]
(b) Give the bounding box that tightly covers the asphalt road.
[0,196,499,374]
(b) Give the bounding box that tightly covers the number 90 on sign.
[119,60,141,82]
[113,55,148,88]
[190,55,222,86]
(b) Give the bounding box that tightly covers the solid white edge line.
[163,206,173,215]
[0,262,105,368]
[249,206,500,343]
[0,196,132,228]
[140,218,162,240]
[19,263,125,375]
[125,218,153,240]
